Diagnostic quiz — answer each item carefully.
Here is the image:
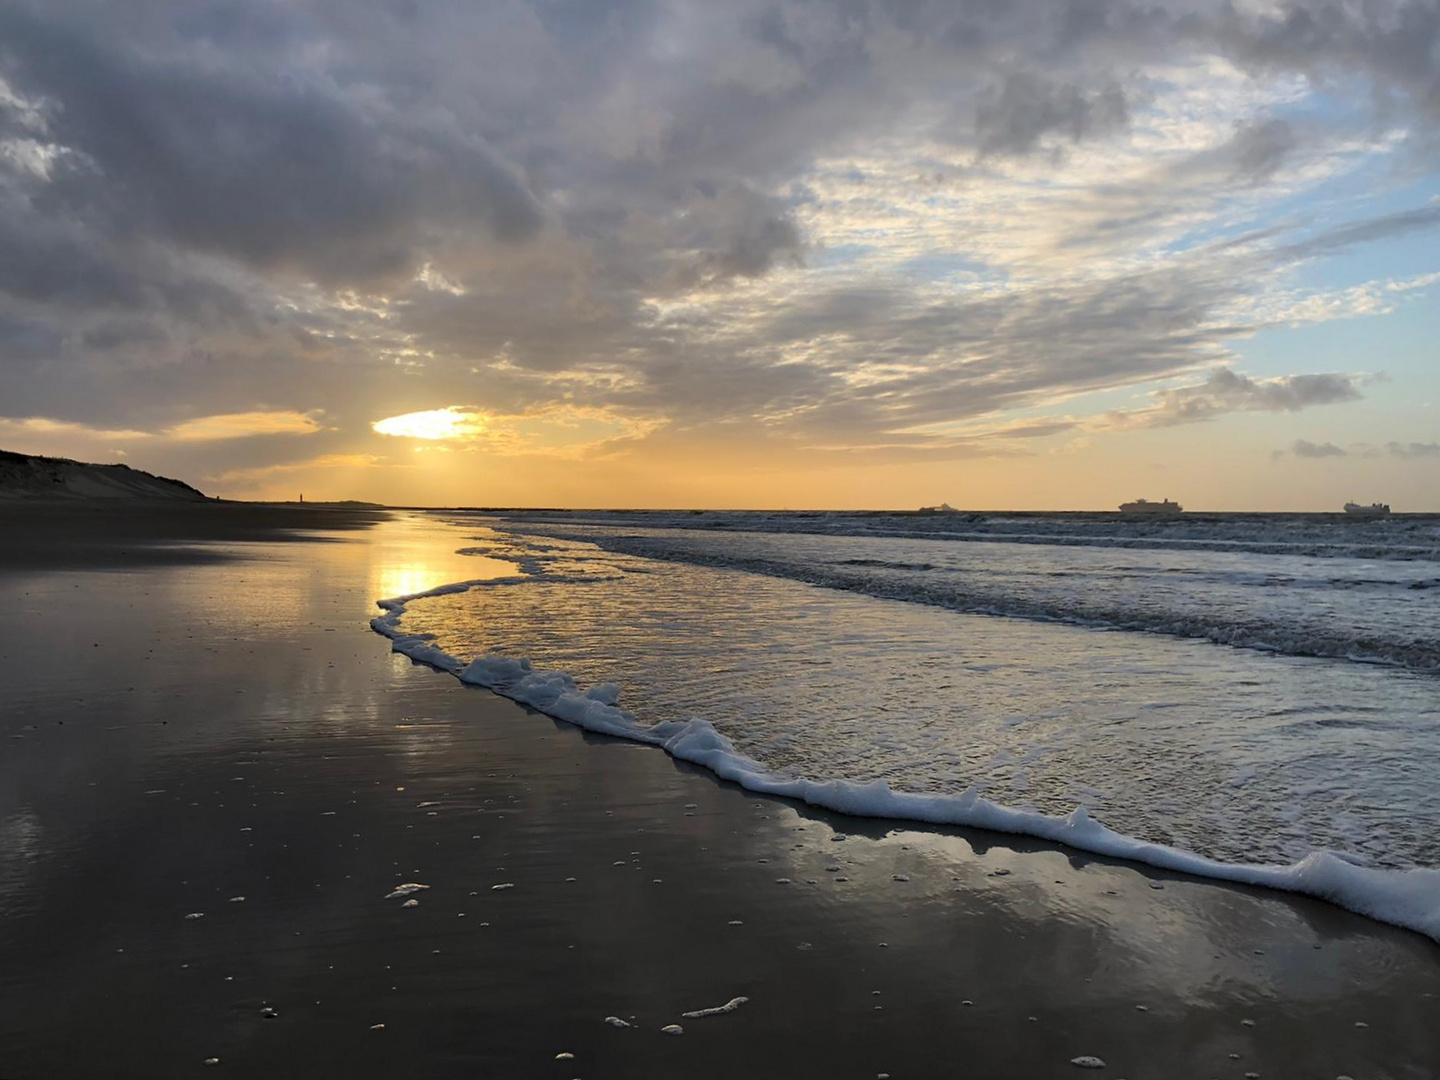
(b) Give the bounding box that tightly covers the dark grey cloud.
[0,3,546,287]
[990,419,1084,439]
[1214,0,1440,121]
[1388,440,1440,459]
[1276,205,1440,264]
[1223,117,1299,182]
[671,185,806,287]
[974,72,1129,157]
[1149,369,1364,426]
[1292,438,1347,458]
[0,196,150,311]
[0,312,63,357]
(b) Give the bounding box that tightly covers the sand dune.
[0,449,208,501]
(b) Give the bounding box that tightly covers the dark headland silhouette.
[0,449,387,571]
[0,448,209,501]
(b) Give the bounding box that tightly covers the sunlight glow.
[372,407,486,440]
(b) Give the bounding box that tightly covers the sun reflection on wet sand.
[365,514,518,603]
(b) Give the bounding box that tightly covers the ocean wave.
[371,579,1440,942]
[492,529,1440,672]
[494,510,1440,563]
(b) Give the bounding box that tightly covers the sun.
[372,408,483,440]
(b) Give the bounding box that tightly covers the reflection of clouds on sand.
[1003,831,1381,1004]
[0,514,532,876]
[103,512,514,645]
[691,802,1397,1016]
[0,515,516,756]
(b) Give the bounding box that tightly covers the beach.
[2,507,1439,1080]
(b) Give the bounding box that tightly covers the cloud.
[0,410,323,456]
[959,368,1368,450]
[675,186,806,286]
[1388,441,1440,459]
[973,72,1130,157]
[0,5,546,288]
[210,453,387,480]
[165,411,323,441]
[1132,368,1365,427]
[0,415,149,441]
[1221,117,1299,182]
[1292,438,1347,458]
[205,452,397,491]
[1214,0,1440,123]
[983,418,1086,440]
[1275,206,1440,265]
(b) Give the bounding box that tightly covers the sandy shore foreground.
[1,507,1437,1079]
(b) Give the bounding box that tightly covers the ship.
[917,502,963,514]
[1118,498,1183,516]
[1343,501,1391,519]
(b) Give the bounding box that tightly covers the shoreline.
[378,573,1440,944]
[2,509,1438,1078]
[374,522,1440,943]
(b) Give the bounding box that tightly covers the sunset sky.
[1,0,1437,509]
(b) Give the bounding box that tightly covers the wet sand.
[1,510,1438,1079]
[0,500,388,570]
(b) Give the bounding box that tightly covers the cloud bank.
[1,0,1437,498]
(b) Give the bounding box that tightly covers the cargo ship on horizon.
[1343,501,1391,519]
[1118,498,1183,516]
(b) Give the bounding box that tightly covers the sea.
[373,509,1440,938]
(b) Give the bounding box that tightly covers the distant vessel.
[917,502,962,514]
[1343,501,1391,519]
[1118,498,1183,516]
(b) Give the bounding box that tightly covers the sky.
[1,0,1438,510]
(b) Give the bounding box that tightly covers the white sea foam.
[373,586,1440,942]
[682,997,749,1018]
